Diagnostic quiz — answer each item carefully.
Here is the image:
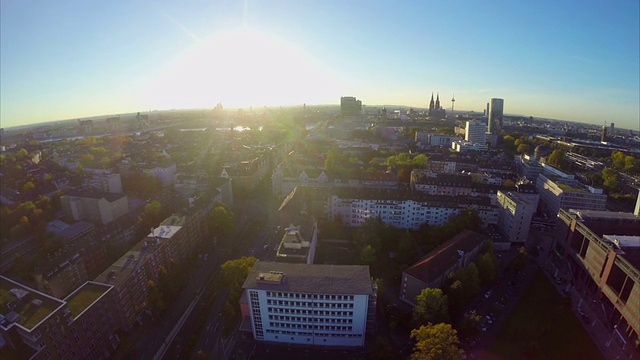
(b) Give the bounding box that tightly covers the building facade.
[0,277,120,360]
[487,98,504,135]
[497,190,535,243]
[465,120,487,145]
[60,190,130,226]
[553,210,640,351]
[241,262,376,347]
[536,173,607,217]
[329,188,499,230]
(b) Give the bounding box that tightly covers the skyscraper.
[340,96,362,117]
[487,98,504,135]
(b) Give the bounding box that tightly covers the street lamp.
[605,325,617,347]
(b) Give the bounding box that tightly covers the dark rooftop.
[242,262,373,295]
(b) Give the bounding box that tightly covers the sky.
[1,0,639,130]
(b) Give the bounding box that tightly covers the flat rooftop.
[0,276,64,331]
[94,236,165,287]
[243,262,373,295]
[63,282,112,319]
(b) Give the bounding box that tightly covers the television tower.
[451,94,455,114]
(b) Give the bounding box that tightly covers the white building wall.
[247,289,368,347]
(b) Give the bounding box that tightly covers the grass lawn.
[489,270,604,360]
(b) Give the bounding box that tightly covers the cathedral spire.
[429,93,435,109]
[435,93,441,109]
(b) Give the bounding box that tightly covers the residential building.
[553,209,640,351]
[60,190,130,226]
[329,188,499,230]
[240,262,376,347]
[0,277,120,360]
[86,173,123,193]
[94,195,214,329]
[497,190,535,243]
[400,231,488,306]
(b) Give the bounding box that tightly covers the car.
[485,315,493,324]
[263,244,269,251]
[484,291,492,299]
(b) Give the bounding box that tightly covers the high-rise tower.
[487,98,504,135]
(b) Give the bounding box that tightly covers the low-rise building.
[536,172,607,217]
[400,231,488,306]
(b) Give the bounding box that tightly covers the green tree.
[410,323,464,360]
[208,203,235,238]
[360,245,376,265]
[624,155,639,174]
[413,288,450,327]
[516,143,531,154]
[475,250,499,286]
[220,256,257,290]
[457,312,483,339]
[147,280,166,313]
[611,151,625,170]
[144,200,163,222]
[602,167,619,192]
[23,181,36,194]
[397,231,420,266]
[591,172,604,187]
[547,150,569,169]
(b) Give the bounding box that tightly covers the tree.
[547,150,568,170]
[208,203,235,238]
[457,312,483,339]
[144,200,163,222]
[508,247,528,272]
[410,323,464,360]
[413,288,449,327]
[516,143,531,154]
[360,245,376,265]
[220,256,257,290]
[23,181,36,194]
[602,167,619,192]
[147,280,166,313]
[397,231,420,266]
[611,151,625,170]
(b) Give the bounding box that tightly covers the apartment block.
[330,188,499,230]
[60,190,130,226]
[0,277,120,360]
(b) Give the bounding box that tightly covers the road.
[189,201,282,359]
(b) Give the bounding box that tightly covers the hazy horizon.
[1,1,638,130]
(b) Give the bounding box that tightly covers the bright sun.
[138,28,341,109]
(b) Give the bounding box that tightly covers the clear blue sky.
[1,0,639,130]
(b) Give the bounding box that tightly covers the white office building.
[241,262,376,347]
[497,190,535,243]
[465,120,487,145]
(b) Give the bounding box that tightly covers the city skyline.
[1,1,639,130]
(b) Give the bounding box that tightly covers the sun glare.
[138,28,341,109]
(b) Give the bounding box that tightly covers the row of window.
[266,299,354,308]
[269,322,353,332]
[267,315,353,324]
[265,292,354,301]
[266,329,363,338]
[267,308,354,317]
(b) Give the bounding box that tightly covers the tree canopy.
[413,288,450,327]
[410,323,464,360]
